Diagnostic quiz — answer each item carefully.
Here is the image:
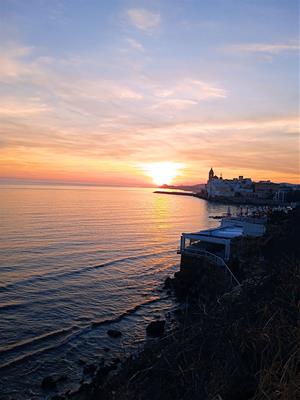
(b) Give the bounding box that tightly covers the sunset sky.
[0,0,299,186]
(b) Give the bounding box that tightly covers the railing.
[181,247,241,286]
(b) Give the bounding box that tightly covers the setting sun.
[143,162,183,186]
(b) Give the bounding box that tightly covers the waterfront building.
[179,214,266,261]
[206,168,253,199]
[254,181,279,199]
[205,168,299,204]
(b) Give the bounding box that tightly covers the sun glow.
[143,162,183,186]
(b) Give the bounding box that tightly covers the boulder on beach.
[146,320,165,337]
[107,329,122,338]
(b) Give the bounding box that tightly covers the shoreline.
[52,207,300,400]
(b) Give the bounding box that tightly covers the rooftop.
[192,225,244,239]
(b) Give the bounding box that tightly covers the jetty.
[153,190,196,197]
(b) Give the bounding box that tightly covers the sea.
[0,185,234,399]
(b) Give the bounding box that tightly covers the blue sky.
[0,0,299,184]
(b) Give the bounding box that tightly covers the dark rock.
[52,395,66,400]
[174,308,183,316]
[94,364,118,385]
[41,375,57,390]
[174,308,184,321]
[78,357,87,366]
[103,347,110,352]
[56,374,68,383]
[164,276,173,288]
[107,329,122,338]
[83,363,97,374]
[146,320,165,337]
[76,382,91,394]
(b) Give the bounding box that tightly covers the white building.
[206,168,253,199]
[179,215,266,261]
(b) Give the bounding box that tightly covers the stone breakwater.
[154,189,291,206]
[44,208,300,400]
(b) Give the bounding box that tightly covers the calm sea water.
[0,185,232,399]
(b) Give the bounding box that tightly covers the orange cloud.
[0,41,298,186]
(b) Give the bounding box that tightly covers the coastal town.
[157,167,300,206]
[205,168,300,203]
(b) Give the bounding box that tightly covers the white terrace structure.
[179,216,266,262]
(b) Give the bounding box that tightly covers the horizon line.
[0,177,299,188]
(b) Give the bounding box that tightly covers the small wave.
[0,326,78,356]
[91,295,166,327]
[0,249,174,292]
[0,327,83,371]
[0,294,168,372]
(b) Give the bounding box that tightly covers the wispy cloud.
[126,37,145,52]
[224,40,299,55]
[0,43,33,79]
[152,79,226,109]
[0,35,298,184]
[144,116,299,137]
[152,99,198,110]
[164,79,227,101]
[1,111,298,184]
[60,79,143,101]
[0,98,50,116]
[127,8,160,31]
[0,42,225,119]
